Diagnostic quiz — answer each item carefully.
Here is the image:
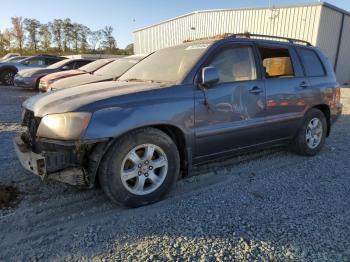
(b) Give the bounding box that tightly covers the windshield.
[94,58,141,77]
[119,43,211,83]
[47,59,70,69]
[79,59,113,73]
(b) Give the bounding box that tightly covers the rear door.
[194,42,266,159]
[258,44,309,141]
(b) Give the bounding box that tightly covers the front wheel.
[0,70,16,86]
[98,128,180,207]
[291,108,327,156]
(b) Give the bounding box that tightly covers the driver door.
[194,43,266,160]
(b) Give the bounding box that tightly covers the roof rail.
[230,33,312,46]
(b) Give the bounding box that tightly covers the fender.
[83,84,195,150]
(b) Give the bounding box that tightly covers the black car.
[0,55,65,85]
[14,34,343,207]
[14,58,93,90]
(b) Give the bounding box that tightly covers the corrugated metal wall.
[134,5,322,54]
[333,14,350,84]
[134,4,350,84]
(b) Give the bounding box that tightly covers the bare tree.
[101,26,116,52]
[88,30,103,51]
[11,16,25,51]
[24,18,41,51]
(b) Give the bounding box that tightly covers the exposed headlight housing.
[37,112,91,140]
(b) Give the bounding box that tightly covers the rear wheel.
[98,128,180,207]
[0,70,16,86]
[291,108,327,156]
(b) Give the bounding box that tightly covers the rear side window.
[258,47,294,78]
[45,57,61,65]
[208,46,257,83]
[297,48,326,77]
[74,60,90,69]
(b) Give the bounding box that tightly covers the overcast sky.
[1,0,349,48]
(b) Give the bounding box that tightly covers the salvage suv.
[14,34,342,207]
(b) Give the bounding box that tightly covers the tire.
[291,108,327,156]
[0,69,16,86]
[98,128,180,208]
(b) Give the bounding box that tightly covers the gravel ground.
[0,85,349,261]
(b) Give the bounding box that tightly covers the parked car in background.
[0,53,21,61]
[0,56,28,63]
[14,34,342,207]
[14,58,93,90]
[0,55,65,85]
[48,55,146,91]
[39,58,116,92]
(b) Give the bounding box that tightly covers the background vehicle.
[0,55,65,85]
[14,58,93,90]
[14,34,342,208]
[48,55,146,91]
[39,58,116,92]
[0,56,28,63]
[0,53,20,61]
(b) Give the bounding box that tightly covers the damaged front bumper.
[13,133,91,187]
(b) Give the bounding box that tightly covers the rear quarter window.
[297,48,326,77]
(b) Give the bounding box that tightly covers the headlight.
[37,112,91,140]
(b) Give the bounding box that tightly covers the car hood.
[49,73,112,90]
[19,68,56,77]
[41,70,82,82]
[23,81,165,117]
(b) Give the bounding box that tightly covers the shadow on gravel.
[0,184,21,209]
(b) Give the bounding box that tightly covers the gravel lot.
[0,86,349,261]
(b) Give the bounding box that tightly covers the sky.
[1,0,350,48]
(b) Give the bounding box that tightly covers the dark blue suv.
[14,34,343,207]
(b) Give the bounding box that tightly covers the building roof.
[134,2,350,33]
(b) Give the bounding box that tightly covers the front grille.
[22,109,42,152]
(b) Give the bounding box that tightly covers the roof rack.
[230,33,312,46]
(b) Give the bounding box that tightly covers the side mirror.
[61,65,70,71]
[201,66,219,87]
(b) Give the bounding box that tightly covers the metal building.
[133,2,350,84]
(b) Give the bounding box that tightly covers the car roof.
[183,33,313,48]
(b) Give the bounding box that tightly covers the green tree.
[24,18,41,51]
[49,19,63,52]
[39,24,51,51]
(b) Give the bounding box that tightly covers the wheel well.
[313,104,331,136]
[151,124,189,176]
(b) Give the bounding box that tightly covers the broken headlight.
[37,112,91,140]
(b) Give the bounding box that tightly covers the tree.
[62,18,73,51]
[0,29,12,52]
[125,43,134,55]
[88,30,103,52]
[39,24,51,51]
[24,18,41,51]
[79,25,90,53]
[101,26,116,52]
[50,19,63,51]
[11,16,25,51]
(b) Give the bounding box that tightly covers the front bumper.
[13,135,47,178]
[14,76,36,88]
[13,134,89,186]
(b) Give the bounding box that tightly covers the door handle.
[249,86,263,94]
[300,82,310,88]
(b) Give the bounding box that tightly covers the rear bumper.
[13,134,88,186]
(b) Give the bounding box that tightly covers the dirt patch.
[0,184,20,209]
